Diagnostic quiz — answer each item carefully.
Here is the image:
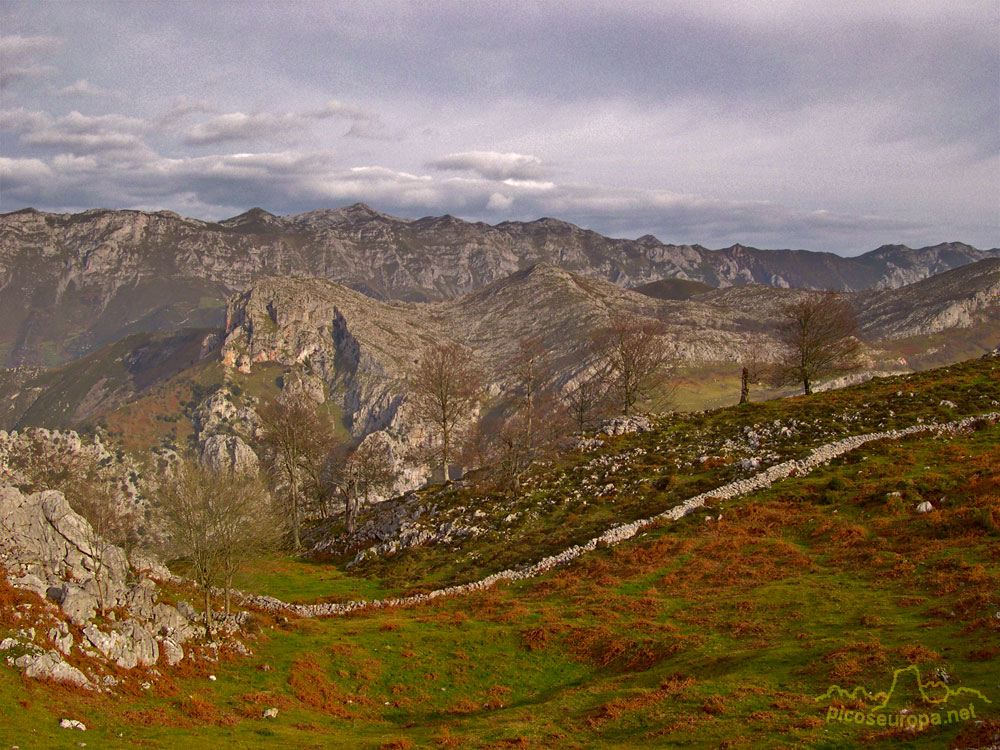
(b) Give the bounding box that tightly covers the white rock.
[916,501,934,514]
[59,719,86,731]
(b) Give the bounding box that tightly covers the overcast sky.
[1,1,997,254]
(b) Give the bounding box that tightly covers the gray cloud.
[428,151,547,180]
[0,147,932,251]
[0,33,60,87]
[3,109,151,157]
[0,2,996,253]
[56,79,121,99]
[183,112,311,145]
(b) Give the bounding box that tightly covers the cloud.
[181,100,385,144]
[2,108,153,159]
[56,79,121,99]
[0,33,61,87]
[154,96,216,128]
[0,4,995,251]
[182,112,310,145]
[312,99,386,139]
[428,151,547,180]
[0,144,939,251]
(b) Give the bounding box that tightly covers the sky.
[1,1,997,255]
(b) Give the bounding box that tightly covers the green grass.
[2,355,998,748]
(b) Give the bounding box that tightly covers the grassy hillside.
[1,355,998,749]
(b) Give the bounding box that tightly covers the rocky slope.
[1,204,996,366]
[0,484,198,689]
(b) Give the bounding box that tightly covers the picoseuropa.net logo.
[815,664,992,730]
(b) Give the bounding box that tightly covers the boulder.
[60,584,98,626]
[48,626,73,655]
[82,620,159,670]
[118,620,159,668]
[20,651,91,689]
[160,637,184,666]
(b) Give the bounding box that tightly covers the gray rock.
[60,585,98,626]
[22,651,91,689]
[199,433,259,475]
[119,620,159,668]
[9,573,47,599]
[160,637,183,666]
[59,718,86,730]
[916,501,934,513]
[48,627,73,655]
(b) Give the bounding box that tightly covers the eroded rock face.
[0,483,198,686]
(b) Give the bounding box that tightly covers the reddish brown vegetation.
[586,673,695,728]
[288,654,358,719]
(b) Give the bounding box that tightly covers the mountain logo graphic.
[817,664,992,730]
[815,664,992,710]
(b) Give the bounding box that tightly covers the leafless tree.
[503,337,551,453]
[257,394,332,549]
[563,365,612,432]
[737,336,770,405]
[324,437,397,537]
[773,292,862,395]
[475,396,568,494]
[589,312,676,415]
[408,342,484,482]
[156,458,282,635]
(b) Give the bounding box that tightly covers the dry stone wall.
[240,412,999,618]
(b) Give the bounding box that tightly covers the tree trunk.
[442,433,451,482]
[739,367,750,405]
[803,376,812,395]
[291,474,301,550]
[224,569,232,616]
[204,587,213,639]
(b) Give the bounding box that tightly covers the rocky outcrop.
[0,484,199,688]
[0,427,142,504]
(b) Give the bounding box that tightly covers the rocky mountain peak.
[219,207,284,230]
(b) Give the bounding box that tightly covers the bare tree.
[773,292,862,395]
[320,436,397,537]
[503,337,551,453]
[589,313,675,415]
[563,366,612,432]
[156,459,282,634]
[156,461,224,638]
[737,336,770,405]
[214,474,284,615]
[257,394,332,549]
[408,342,484,482]
[475,397,568,494]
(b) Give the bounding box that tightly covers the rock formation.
[0,483,197,689]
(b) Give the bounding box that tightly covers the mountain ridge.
[1,204,997,367]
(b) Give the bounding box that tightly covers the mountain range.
[1,204,997,367]
[2,257,997,436]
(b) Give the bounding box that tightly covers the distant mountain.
[5,259,998,434]
[1,204,996,366]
